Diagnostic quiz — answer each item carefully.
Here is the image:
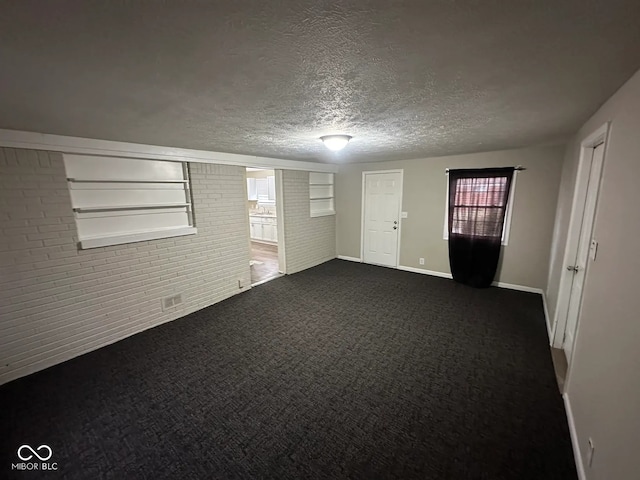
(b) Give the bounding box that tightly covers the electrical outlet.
[587,437,595,467]
[419,258,425,265]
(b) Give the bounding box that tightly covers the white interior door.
[563,143,604,362]
[362,171,402,267]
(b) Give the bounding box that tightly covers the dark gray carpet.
[0,260,577,479]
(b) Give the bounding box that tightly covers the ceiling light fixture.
[320,135,352,151]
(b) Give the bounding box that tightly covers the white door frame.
[551,123,609,350]
[275,169,287,274]
[360,169,404,267]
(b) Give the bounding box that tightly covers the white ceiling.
[0,1,639,163]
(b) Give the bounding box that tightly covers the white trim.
[361,169,407,175]
[502,170,517,245]
[360,173,366,263]
[490,281,543,294]
[0,129,338,173]
[564,393,587,480]
[310,210,336,218]
[395,168,404,268]
[79,226,197,249]
[397,265,453,279]
[443,169,517,246]
[443,173,450,239]
[337,255,362,262]
[397,266,544,295]
[275,170,287,274]
[395,171,405,268]
[551,122,609,349]
[360,169,404,268]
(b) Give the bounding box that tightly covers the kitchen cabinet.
[249,215,278,243]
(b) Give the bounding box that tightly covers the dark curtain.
[448,167,515,288]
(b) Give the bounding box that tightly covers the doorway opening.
[246,168,282,285]
[551,123,608,374]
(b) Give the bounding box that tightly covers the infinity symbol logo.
[17,444,53,461]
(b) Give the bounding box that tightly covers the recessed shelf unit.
[309,172,335,217]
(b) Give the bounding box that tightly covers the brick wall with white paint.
[0,148,252,384]
[281,170,336,274]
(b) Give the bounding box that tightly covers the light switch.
[589,239,598,261]
[401,211,408,218]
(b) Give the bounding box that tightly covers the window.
[309,172,335,217]
[64,154,197,249]
[443,170,517,245]
[246,176,275,202]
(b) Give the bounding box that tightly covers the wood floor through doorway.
[250,241,279,284]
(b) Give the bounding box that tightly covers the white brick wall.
[281,170,336,274]
[0,148,252,384]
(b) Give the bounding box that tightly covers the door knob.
[393,226,397,230]
[394,221,398,224]
[566,265,580,272]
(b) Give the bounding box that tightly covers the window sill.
[79,227,197,249]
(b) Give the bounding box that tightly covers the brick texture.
[281,170,336,274]
[0,148,252,384]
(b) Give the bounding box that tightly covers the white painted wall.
[546,68,640,479]
[336,146,564,289]
[281,170,336,274]
[0,149,338,385]
[0,149,252,384]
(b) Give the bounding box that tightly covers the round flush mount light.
[320,134,352,151]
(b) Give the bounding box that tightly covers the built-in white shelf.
[309,172,335,217]
[73,203,190,213]
[68,178,188,184]
[64,154,195,249]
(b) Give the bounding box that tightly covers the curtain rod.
[445,165,526,173]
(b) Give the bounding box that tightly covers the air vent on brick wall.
[162,294,183,311]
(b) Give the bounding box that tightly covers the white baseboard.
[337,255,362,263]
[564,393,587,480]
[397,265,453,279]
[490,281,543,294]
[396,266,544,296]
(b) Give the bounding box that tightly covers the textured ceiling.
[0,1,639,163]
